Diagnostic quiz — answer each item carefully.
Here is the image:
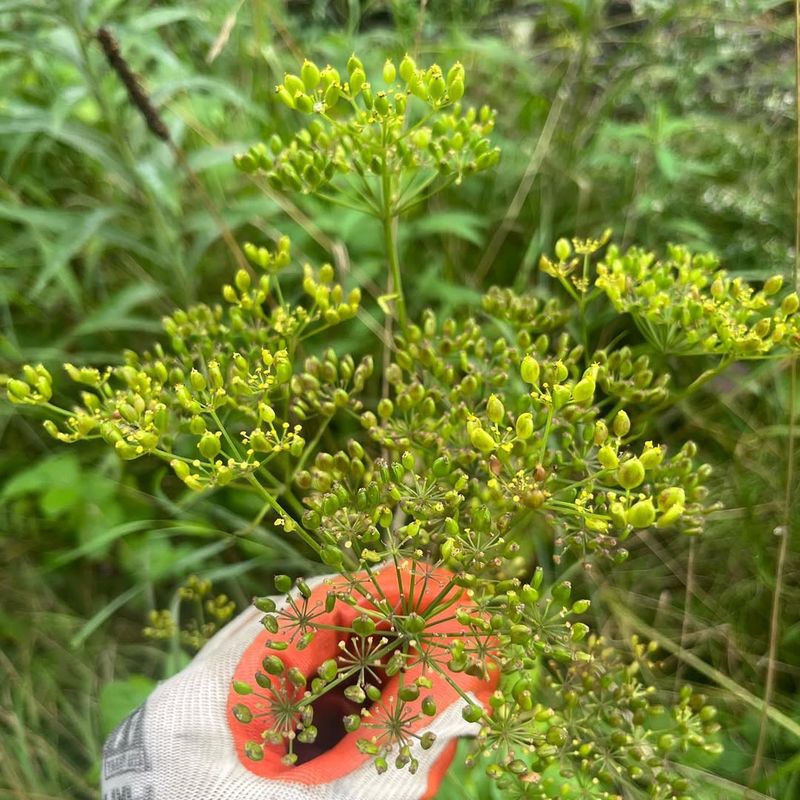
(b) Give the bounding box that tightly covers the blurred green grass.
[1,1,798,798]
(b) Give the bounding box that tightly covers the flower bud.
[594,419,608,445]
[657,503,684,527]
[597,445,619,470]
[6,378,31,403]
[301,60,320,90]
[469,426,496,453]
[448,78,464,101]
[617,457,645,490]
[190,369,206,392]
[349,67,366,95]
[627,498,656,529]
[552,384,571,410]
[613,410,631,437]
[284,73,304,96]
[572,377,595,405]
[555,238,571,261]
[324,83,340,109]
[658,486,685,511]
[399,54,416,82]
[275,84,295,109]
[383,59,396,84]
[521,355,540,385]
[764,274,783,296]
[487,394,504,424]
[516,412,534,440]
[198,432,221,460]
[461,704,483,723]
[640,443,664,469]
[782,292,799,315]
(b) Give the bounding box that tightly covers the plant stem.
[539,404,554,465]
[244,474,320,556]
[750,363,796,785]
[750,0,800,783]
[578,253,591,358]
[674,536,695,688]
[382,162,407,329]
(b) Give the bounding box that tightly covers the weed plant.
[1,2,798,799]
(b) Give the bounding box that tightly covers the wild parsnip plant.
[6,53,800,799]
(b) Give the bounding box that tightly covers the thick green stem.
[382,163,407,329]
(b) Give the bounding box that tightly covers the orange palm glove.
[102,563,498,800]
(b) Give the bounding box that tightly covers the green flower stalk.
[234,55,499,329]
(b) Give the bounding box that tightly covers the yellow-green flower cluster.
[234,54,500,209]
[596,243,800,356]
[145,575,236,652]
[4,363,53,405]
[3,237,368,508]
[481,635,721,800]
[356,303,711,564]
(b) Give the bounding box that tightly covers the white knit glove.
[101,565,496,800]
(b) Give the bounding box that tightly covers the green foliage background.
[1,1,798,798]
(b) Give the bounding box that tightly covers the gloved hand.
[101,563,498,800]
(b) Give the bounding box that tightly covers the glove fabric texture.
[101,565,497,800]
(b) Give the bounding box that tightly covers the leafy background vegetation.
[0,0,797,797]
